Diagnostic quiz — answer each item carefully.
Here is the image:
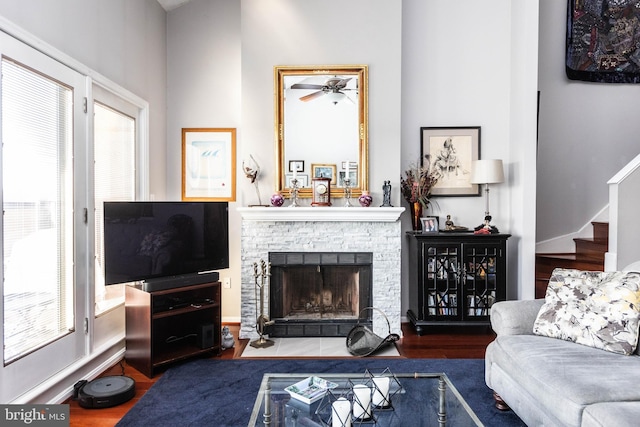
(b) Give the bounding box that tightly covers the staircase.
[534,222,609,298]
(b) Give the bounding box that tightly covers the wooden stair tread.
[535,222,608,299]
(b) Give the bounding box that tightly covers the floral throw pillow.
[533,268,640,355]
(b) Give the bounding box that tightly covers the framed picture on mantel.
[420,126,481,197]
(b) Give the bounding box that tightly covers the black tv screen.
[103,201,229,285]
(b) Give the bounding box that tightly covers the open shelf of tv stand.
[125,281,221,378]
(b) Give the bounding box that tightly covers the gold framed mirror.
[275,65,368,199]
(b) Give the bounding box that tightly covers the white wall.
[166,0,242,320]
[402,0,538,300]
[537,1,640,244]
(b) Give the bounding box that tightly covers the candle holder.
[289,178,301,207]
[343,178,353,207]
[364,368,402,411]
[316,387,352,427]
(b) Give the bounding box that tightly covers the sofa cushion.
[533,268,640,355]
[485,335,640,427]
[582,402,640,427]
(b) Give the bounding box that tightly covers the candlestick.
[343,177,353,207]
[331,397,351,427]
[289,178,300,207]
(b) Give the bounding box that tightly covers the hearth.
[269,252,372,337]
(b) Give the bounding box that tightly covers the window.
[93,101,136,315]
[1,57,75,364]
[0,27,148,403]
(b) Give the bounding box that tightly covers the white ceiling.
[157,0,192,12]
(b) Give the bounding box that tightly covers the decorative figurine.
[444,214,469,231]
[243,154,269,207]
[380,180,393,207]
[221,326,235,349]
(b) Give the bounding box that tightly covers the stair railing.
[606,153,640,271]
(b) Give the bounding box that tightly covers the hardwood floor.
[67,323,496,427]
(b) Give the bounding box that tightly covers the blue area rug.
[116,358,525,426]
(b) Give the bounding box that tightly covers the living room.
[1,0,639,424]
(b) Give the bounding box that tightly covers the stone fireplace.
[238,207,404,340]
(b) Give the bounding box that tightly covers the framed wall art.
[420,126,481,197]
[566,0,640,83]
[182,128,236,201]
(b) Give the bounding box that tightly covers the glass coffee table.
[248,372,483,426]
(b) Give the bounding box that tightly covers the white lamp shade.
[470,159,504,184]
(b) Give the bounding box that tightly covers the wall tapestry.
[566,0,640,83]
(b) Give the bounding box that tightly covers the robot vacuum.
[74,375,136,409]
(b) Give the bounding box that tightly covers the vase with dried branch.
[400,155,439,231]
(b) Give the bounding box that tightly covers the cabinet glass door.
[462,243,502,320]
[421,243,461,320]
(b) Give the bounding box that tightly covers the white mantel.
[237,206,404,222]
[238,205,406,340]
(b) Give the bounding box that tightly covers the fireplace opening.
[269,252,372,337]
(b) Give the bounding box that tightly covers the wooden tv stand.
[125,281,221,377]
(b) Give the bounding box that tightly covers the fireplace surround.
[238,207,404,340]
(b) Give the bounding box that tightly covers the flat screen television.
[103,201,229,285]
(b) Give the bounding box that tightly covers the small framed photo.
[338,170,358,187]
[421,216,439,233]
[421,126,481,197]
[286,174,308,187]
[341,161,358,170]
[289,160,304,173]
[311,163,337,185]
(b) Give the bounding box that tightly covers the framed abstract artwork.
[182,128,236,201]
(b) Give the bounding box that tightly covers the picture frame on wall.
[311,163,337,185]
[420,126,481,197]
[182,128,236,201]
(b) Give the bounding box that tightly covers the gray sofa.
[485,299,640,426]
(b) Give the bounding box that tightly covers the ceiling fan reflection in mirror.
[290,76,358,104]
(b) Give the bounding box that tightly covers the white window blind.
[93,101,135,315]
[2,57,75,364]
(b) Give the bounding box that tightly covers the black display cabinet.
[407,231,510,335]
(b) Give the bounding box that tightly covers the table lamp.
[470,159,504,234]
